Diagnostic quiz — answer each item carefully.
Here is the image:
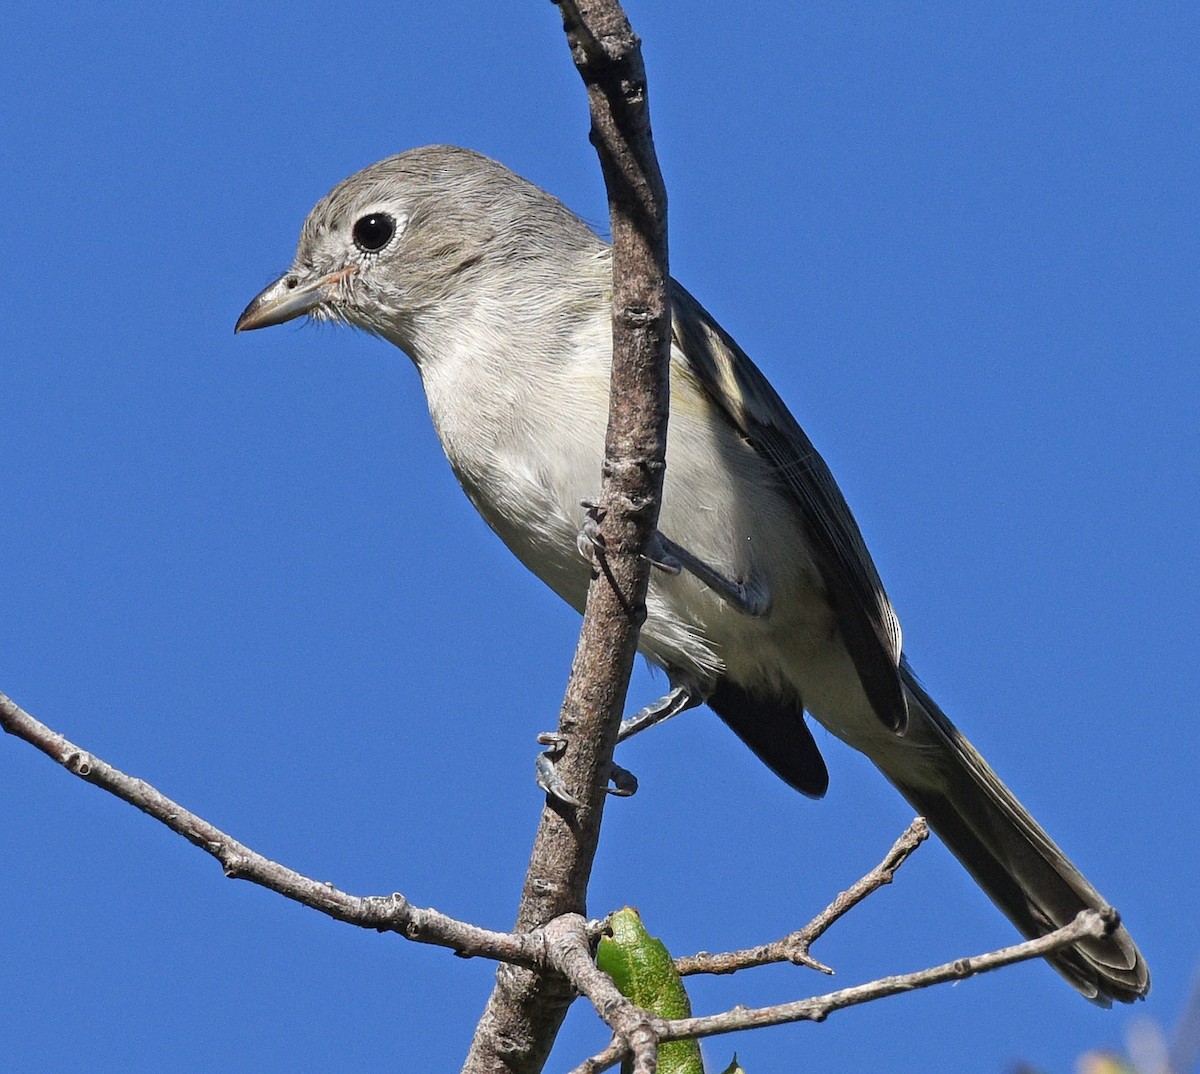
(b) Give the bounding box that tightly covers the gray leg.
[535,681,707,807]
[618,682,705,742]
[577,502,769,619]
[652,532,771,618]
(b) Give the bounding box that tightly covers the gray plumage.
[236,144,1148,1004]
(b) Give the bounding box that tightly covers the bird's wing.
[670,282,907,732]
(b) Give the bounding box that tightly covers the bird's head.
[235,145,603,352]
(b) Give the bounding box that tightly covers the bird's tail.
[879,666,1149,1004]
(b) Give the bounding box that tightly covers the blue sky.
[2,4,1197,1072]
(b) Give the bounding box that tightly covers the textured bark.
[460,3,670,1071]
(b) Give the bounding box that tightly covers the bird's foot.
[535,732,640,806]
[576,500,604,568]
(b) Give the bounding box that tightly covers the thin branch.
[675,817,929,977]
[0,690,544,967]
[565,1036,628,1074]
[462,2,670,1071]
[666,908,1119,1038]
[577,909,1120,1070]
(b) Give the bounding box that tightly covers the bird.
[235,144,1148,1004]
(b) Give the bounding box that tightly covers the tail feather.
[886,666,1149,1004]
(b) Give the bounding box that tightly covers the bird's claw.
[606,761,638,797]
[576,500,605,567]
[579,503,684,578]
[534,732,638,804]
[536,732,580,807]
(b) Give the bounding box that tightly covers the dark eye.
[352,212,396,252]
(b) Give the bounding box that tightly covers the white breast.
[411,301,846,704]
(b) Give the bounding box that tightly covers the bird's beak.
[234,266,355,333]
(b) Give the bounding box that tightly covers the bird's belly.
[426,353,873,732]
[445,419,852,717]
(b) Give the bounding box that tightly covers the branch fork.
[2,688,1127,1073]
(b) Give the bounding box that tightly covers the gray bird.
[236,144,1148,1004]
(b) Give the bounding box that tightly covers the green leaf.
[596,907,704,1074]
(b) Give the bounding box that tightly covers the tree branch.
[668,908,1120,1038]
[675,817,930,977]
[570,909,1121,1072]
[461,3,670,1071]
[0,690,544,967]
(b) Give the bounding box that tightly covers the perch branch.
[0,690,543,967]
[676,817,930,977]
[572,909,1120,1072]
[462,2,671,1071]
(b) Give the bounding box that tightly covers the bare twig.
[578,909,1119,1071]
[668,908,1118,1037]
[461,3,671,1072]
[0,690,544,967]
[675,817,930,977]
[565,1036,632,1074]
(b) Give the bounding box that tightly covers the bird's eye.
[352,213,396,253]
